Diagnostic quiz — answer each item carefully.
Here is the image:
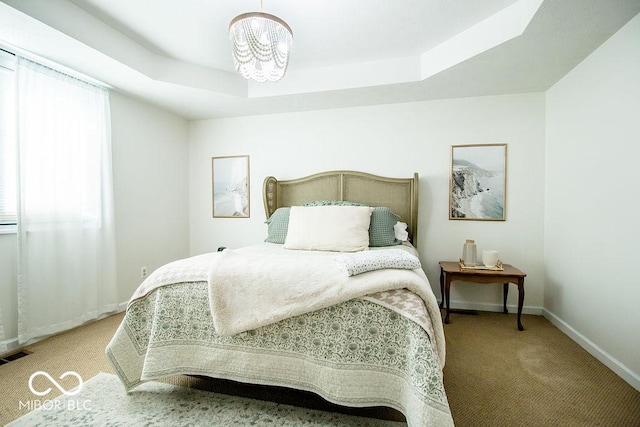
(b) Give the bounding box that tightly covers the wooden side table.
[439,261,527,331]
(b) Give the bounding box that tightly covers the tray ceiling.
[0,0,638,119]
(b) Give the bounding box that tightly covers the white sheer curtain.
[16,57,118,345]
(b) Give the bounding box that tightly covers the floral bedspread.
[106,281,453,426]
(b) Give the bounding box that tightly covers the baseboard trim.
[0,336,19,355]
[542,308,640,392]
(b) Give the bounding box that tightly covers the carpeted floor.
[0,312,124,426]
[1,310,639,426]
[442,311,640,426]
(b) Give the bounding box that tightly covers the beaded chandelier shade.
[228,10,293,83]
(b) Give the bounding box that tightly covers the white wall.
[545,13,640,388]
[0,90,190,349]
[189,93,546,312]
[110,91,190,302]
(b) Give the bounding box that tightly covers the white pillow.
[284,206,372,252]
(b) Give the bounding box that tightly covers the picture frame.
[449,144,507,221]
[212,155,250,218]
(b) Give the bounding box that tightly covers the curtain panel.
[16,57,118,345]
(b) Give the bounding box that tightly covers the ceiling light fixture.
[228,1,293,83]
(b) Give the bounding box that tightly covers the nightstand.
[439,261,527,331]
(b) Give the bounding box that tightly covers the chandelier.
[228,3,293,83]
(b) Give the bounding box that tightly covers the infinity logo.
[28,371,83,397]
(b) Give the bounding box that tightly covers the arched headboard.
[263,170,419,246]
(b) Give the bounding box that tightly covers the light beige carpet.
[442,311,640,426]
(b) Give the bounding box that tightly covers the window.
[0,50,16,226]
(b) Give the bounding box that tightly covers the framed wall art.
[449,144,507,221]
[212,155,250,218]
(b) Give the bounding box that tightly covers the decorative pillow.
[369,207,402,247]
[303,200,366,207]
[284,206,372,252]
[264,207,290,244]
[394,221,409,242]
[335,249,422,276]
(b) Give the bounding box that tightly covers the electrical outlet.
[141,266,148,278]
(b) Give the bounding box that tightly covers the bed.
[106,170,453,426]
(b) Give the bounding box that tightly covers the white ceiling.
[1,0,639,120]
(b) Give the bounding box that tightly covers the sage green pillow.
[369,207,402,247]
[264,207,290,244]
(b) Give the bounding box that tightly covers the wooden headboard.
[263,170,419,246]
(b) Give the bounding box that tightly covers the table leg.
[444,277,451,324]
[439,267,444,308]
[517,279,525,331]
[503,283,509,314]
